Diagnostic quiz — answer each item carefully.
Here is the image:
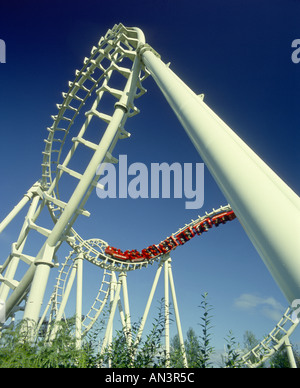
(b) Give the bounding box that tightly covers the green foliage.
[0,319,85,368]
[222,330,243,368]
[1,294,298,368]
[197,292,214,367]
[269,343,300,368]
[0,301,167,368]
[185,328,202,367]
[170,293,214,368]
[100,301,167,368]
[170,328,201,367]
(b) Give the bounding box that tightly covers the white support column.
[285,337,297,368]
[17,53,143,329]
[168,258,188,367]
[101,272,122,354]
[135,259,164,347]
[0,182,41,234]
[120,272,132,345]
[55,263,77,323]
[0,194,41,301]
[48,259,77,342]
[140,47,300,304]
[164,258,170,367]
[75,254,83,349]
[21,243,56,332]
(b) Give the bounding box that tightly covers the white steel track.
[0,23,299,367]
[43,205,236,339]
[0,24,148,327]
[240,306,298,368]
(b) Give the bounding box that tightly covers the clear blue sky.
[0,0,299,358]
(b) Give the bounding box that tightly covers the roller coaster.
[105,208,236,263]
[0,24,299,367]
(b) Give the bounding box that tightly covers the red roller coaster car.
[159,236,178,253]
[193,218,213,235]
[104,210,236,263]
[226,210,236,221]
[105,246,129,261]
[142,244,162,260]
[211,210,236,227]
[176,227,196,245]
[125,249,144,262]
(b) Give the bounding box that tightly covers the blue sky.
[0,0,299,358]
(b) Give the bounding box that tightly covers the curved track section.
[46,204,299,367]
[41,23,149,240]
[240,307,299,367]
[1,23,298,368]
[42,23,147,201]
[83,204,236,271]
[0,23,148,325]
[46,205,236,337]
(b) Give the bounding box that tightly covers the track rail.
[1,23,298,367]
[46,203,299,368]
[104,206,236,264]
[46,205,236,338]
[80,205,236,271]
[240,306,299,367]
[42,23,148,210]
[0,23,148,322]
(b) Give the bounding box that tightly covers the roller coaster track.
[77,204,235,272]
[240,306,298,367]
[41,23,149,227]
[0,23,298,368]
[0,23,148,321]
[43,204,235,338]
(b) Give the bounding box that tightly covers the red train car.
[227,210,236,221]
[211,210,236,227]
[142,244,162,260]
[105,210,236,263]
[211,211,228,227]
[125,249,144,262]
[176,227,196,245]
[159,236,178,253]
[193,218,213,235]
[105,246,129,261]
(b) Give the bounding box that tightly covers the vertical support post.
[0,193,41,301]
[49,258,77,342]
[121,272,132,345]
[20,106,128,330]
[164,258,170,367]
[285,337,297,368]
[168,258,188,367]
[101,272,122,355]
[15,53,143,331]
[75,254,83,349]
[139,47,300,304]
[0,182,40,234]
[135,259,164,346]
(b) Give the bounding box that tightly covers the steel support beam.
[139,47,300,304]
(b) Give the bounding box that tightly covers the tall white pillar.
[139,47,300,304]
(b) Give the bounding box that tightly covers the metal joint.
[137,43,161,61]
[114,101,128,113]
